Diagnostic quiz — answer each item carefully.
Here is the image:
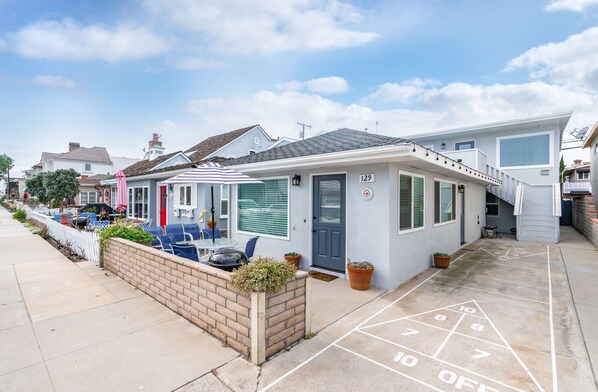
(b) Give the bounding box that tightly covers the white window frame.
[127,186,149,219]
[220,184,229,219]
[496,131,554,170]
[434,178,457,227]
[236,175,290,240]
[79,191,97,205]
[455,140,475,150]
[398,170,425,235]
[486,192,500,217]
[83,163,92,172]
[174,185,196,209]
[577,171,590,180]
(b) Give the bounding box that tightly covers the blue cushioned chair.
[183,224,202,240]
[201,228,221,239]
[145,226,164,246]
[244,236,259,261]
[171,244,199,262]
[156,234,177,254]
[165,224,193,242]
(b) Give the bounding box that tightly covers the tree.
[559,156,565,184]
[44,169,80,212]
[0,154,14,195]
[26,172,50,204]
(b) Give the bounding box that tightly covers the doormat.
[308,271,339,282]
[461,244,480,251]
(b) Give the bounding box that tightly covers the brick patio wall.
[104,238,310,364]
[572,195,598,248]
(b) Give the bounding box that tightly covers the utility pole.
[297,122,311,140]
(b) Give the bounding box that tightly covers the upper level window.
[498,132,551,169]
[84,163,92,172]
[455,141,475,150]
[434,180,456,224]
[399,172,424,233]
[577,171,590,180]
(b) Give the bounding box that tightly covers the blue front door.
[312,175,346,272]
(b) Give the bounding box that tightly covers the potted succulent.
[347,260,374,290]
[284,252,302,268]
[433,252,451,269]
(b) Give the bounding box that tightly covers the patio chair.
[138,219,152,229]
[165,224,193,242]
[145,226,164,237]
[171,244,200,262]
[183,223,202,240]
[156,234,177,254]
[244,236,259,261]
[201,228,222,239]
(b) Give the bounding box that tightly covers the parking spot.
[261,238,595,392]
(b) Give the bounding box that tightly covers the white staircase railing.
[486,164,523,205]
[514,183,524,216]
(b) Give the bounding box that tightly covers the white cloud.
[160,120,177,132]
[504,27,598,93]
[361,78,441,105]
[31,75,76,89]
[142,0,379,55]
[6,19,170,62]
[276,76,349,95]
[306,76,349,94]
[546,0,598,12]
[173,57,225,70]
[0,37,7,51]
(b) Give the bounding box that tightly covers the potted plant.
[284,252,302,268]
[207,218,217,229]
[229,257,297,293]
[433,252,451,269]
[347,260,374,290]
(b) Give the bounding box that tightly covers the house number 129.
[359,174,375,183]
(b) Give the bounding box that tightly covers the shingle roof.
[40,152,60,162]
[56,147,112,163]
[122,151,182,177]
[227,129,407,166]
[185,125,260,161]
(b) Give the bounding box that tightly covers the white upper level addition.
[403,112,572,186]
[40,144,139,176]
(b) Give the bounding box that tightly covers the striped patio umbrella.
[162,162,262,242]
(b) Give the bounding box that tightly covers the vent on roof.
[69,142,80,152]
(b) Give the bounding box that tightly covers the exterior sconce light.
[292,174,301,187]
[168,184,174,199]
[441,143,446,150]
[458,185,465,193]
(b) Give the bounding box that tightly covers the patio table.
[188,238,238,251]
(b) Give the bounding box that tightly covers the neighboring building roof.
[122,151,183,178]
[56,146,112,163]
[582,121,598,148]
[563,164,590,176]
[227,128,406,166]
[40,152,60,162]
[185,125,261,161]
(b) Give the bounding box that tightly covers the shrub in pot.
[284,252,301,268]
[347,260,374,290]
[433,252,451,269]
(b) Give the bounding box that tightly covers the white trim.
[309,171,348,275]
[126,167,190,181]
[433,178,457,225]
[496,131,554,170]
[149,152,191,171]
[127,186,149,219]
[398,170,425,235]
[236,175,290,240]
[267,137,298,150]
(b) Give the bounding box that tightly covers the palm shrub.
[230,257,297,293]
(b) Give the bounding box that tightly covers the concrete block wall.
[104,238,309,363]
[572,195,598,247]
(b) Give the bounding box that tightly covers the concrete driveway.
[258,236,596,391]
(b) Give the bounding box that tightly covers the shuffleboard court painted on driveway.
[260,238,596,392]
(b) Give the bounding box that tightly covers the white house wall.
[52,159,113,176]
[207,127,275,159]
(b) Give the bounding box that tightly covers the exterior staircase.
[486,164,560,243]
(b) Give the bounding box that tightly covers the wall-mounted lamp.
[168,184,174,199]
[441,143,446,150]
[458,185,465,193]
[292,174,301,187]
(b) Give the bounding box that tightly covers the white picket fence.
[26,208,101,263]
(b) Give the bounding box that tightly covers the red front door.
[160,186,167,227]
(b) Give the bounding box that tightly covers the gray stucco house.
[582,121,598,205]
[224,113,571,290]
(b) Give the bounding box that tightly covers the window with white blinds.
[237,178,289,238]
[434,180,456,224]
[399,172,424,233]
[498,132,551,168]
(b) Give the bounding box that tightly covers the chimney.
[145,133,165,160]
[573,159,582,166]
[69,142,80,152]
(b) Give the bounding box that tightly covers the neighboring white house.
[403,112,571,243]
[581,121,598,205]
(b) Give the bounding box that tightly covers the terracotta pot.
[207,219,217,229]
[347,263,374,290]
[433,255,451,269]
[284,254,301,268]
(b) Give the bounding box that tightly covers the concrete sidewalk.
[0,208,240,392]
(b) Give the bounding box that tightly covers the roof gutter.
[231,143,501,186]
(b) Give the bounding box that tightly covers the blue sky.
[2,0,598,176]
